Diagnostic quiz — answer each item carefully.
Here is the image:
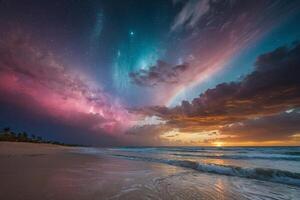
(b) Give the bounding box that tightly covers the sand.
[1,142,300,200]
[0,142,98,199]
[0,142,185,200]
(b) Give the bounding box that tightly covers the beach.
[1,142,300,200]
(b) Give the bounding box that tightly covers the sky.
[0,0,300,146]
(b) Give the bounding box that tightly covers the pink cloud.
[0,35,134,135]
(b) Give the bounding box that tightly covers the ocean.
[79,146,300,199]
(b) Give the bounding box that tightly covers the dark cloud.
[161,0,300,104]
[153,43,300,119]
[221,109,300,142]
[124,124,168,146]
[0,90,124,146]
[129,60,189,87]
[139,43,300,143]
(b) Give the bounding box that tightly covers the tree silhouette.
[31,134,36,140]
[3,127,10,133]
[37,136,42,141]
[22,132,28,139]
[1,127,77,146]
[17,133,22,138]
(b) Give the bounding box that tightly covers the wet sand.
[1,142,300,200]
[0,142,185,200]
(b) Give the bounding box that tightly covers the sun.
[213,141,224,147]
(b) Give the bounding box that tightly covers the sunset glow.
[0,0,300,146]
[1,2,300,200]
[213,142,224,147]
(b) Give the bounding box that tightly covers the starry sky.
[1,0,300,146]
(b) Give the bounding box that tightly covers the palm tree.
[3,127,10,133]
[31,134,36,140]
[22,132,28,139]
[37,136,42,142]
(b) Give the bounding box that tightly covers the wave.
[171,153,300,161]
[111,147,300,155]
[283,151,300,156]
[111,147,209,153]
[112,154,300,187]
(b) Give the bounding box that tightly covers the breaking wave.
[171,153,300,161]
[112,154,300,187]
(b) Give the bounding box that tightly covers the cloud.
[171,0,210,31]
[163,0,300,106]
[0,95,125,146]
[124,124,170,146]
[129,60,189,87]
[138,43,300,144]
[0,33,133,137]
[220,109,300,142]
[155,43,300,120]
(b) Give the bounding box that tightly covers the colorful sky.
[0,0,300,146]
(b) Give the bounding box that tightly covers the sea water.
[79,146,300,199]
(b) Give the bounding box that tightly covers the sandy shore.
[0,142,186,200]
[0,142,75,155]
[1,142,300,200]
[0,142,99,200]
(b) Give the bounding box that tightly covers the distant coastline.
[0,127,83,147]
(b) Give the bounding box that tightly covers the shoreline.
[1,142,300,200]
